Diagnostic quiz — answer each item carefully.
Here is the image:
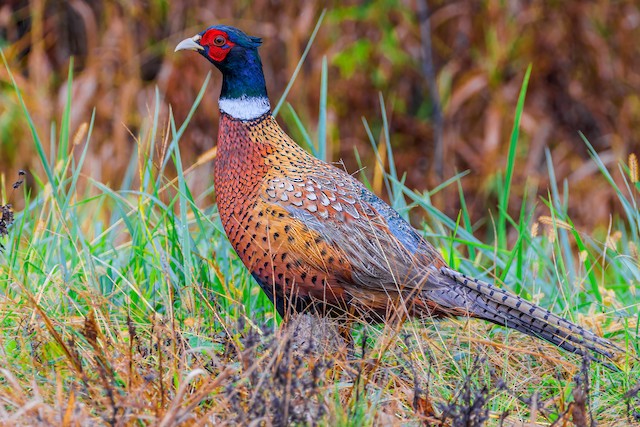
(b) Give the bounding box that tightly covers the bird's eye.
[213,36,226,46]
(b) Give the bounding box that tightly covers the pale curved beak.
[175,35,204,52]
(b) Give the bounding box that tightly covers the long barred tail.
[434,267,622,370]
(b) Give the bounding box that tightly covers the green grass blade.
[62,109,96,213]
[170,111,194,295]
[286,103,314,154]
[457,179,476,260]
[318,56,328,162]
[58,58,74,164]
[177,72,211,142]
[273,9,326,117]
[378,93,406,214]
[498,64,531,249]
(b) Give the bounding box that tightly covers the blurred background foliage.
[1,0,639,235]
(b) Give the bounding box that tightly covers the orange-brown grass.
[0,297,634,425]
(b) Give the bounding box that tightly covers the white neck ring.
[219,96,271,121]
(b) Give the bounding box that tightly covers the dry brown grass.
[0,299,634,425]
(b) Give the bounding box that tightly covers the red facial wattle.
[200,29,235,62]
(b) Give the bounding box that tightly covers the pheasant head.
[175,26,270,120]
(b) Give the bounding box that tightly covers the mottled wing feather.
[260,164,446,297]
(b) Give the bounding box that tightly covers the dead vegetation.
[0,304,634,425]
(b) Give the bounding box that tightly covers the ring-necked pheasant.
[175,25,621,367]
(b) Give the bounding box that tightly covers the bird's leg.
[285,311,353,359]
[337,321,356,359]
